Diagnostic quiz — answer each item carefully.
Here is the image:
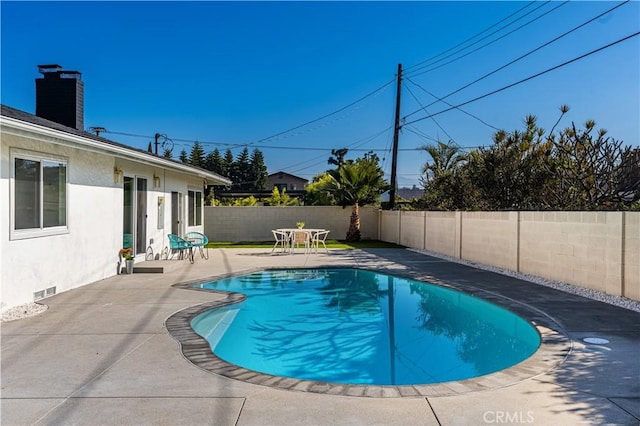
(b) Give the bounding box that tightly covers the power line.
[404,82,457,144]
[404,1,538,72]
[239,78,395,148]
[405,77,502,132]
[281,127,393,176]
[406,1,567,77]
[404,31,640,126]
[404,0,630,120]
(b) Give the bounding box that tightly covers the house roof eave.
[1,111,232,186]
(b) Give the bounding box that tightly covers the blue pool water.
[191,269,540,386]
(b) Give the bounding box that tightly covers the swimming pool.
[191,268,540,386]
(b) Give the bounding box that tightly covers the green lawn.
[206,240,404,249]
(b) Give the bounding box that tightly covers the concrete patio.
[2,248,639,425]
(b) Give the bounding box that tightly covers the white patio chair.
[271,230,290,253]
[311,230,330,253]
[291,230,310,254]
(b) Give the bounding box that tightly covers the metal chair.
[167,234,194,263]
[185,231,209,259]
[311,230,330,253]
[271,230,290,254]
[291,230,311,254]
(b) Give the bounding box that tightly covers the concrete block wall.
[624,212,639,301]
[379,210,400,245]
[461,212,519,271]
[519,212,624,296]
[424,211,460,258]
[379,210,639,302]
[399,211,426,249]
[204,206,378,242]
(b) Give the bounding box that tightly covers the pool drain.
[582,337,609,345]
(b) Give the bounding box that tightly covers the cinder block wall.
[379,210,400,244]
[399,211,426,249]
[519,212,624,296]
[461,212,519,271]
[379,210,639,301]
[204,206,378,242]
[424,211,460,258]
[624,212,639,301]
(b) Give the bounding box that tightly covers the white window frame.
[187,187,203,227]
[10,149,69,240]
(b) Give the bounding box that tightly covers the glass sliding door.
[123,177,134,249]
[136,178,148,255]
[171,191,184,236]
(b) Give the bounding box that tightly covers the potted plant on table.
[119,248,134,274]
[296,221,305,229]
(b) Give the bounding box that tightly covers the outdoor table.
[276,228,326,253]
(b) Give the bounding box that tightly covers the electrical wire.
[237,78,395,148]
[404,82,457,144]
[406,1,567,77]
[404,1,538,72]
[404,0,630,120]
[404,31,640,126]
[282,127,393,176]
[405,78,503,132]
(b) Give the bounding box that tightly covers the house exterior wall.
[203,206,378,242]
[1,126,208,312]
[267,173,308,191]
[1,132,120,311]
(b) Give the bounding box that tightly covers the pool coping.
[165,266,572,398]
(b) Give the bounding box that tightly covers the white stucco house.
[1,65,231,313]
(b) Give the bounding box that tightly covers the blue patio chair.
[167,234,194,264]
[185,231,209,260]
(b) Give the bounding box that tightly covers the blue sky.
[2,1,638,188]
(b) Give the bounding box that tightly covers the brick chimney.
[35,64,84,130]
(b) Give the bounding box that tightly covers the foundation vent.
[34,286,57,301]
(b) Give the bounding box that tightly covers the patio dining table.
[276,228,326,253]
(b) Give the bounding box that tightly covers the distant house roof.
[1,104,231,186]
[267,171,308,183]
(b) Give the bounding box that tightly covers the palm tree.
[420,141,467,183]
[324,153,388,241]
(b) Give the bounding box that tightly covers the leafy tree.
[328,148,349,167]
[466,115,554,210]
[189,141,205,168]
[162,148,173,159]
[266,187,298,206]
[204,148,226,176]
[224,149,235,182]
[212,196,258,206]
[322,152,388,241]
[419,110,639,211]
[420,140,467,185]
[305,173,337,205]
[234,147,252,190]
[546,121,639,209]
[179,149,189,164]
[249,148,268,191]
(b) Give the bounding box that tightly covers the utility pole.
[389,63,402,209]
